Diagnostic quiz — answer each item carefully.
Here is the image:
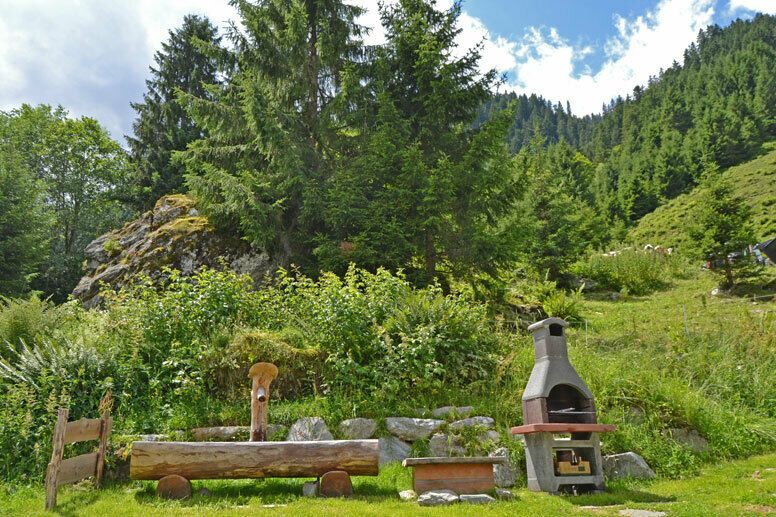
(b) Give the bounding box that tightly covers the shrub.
[573,249,676,295]
[202,329,324,399]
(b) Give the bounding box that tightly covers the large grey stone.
[665,428,708,453]
[490,447,520,487]
[286,417,333,441]
[478,430,501,445]
[385,417,444,441]
[417,490,459,506]
[460,494,496,504]
[338,418,377,439]
[432,406,474,419]
[379,436,412,465]
[192,426,249,441]
[448,416,495,431]
[603,452,656,480]
[429,433,466,457]
[619,510,666,517]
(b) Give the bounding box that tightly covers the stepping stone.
[319,470,352,498]
[418,489,459,506]
[156,474,192,500]
[460,494,496,504]
[619,510,667,517]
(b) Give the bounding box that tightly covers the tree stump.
[318,470,353,498]
[156,474,192,500]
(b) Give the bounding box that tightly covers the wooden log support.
[248,362,278,442]
[156,474,192,500]
[130,440,380,480]
[44,408,69,510]
[318,470,353,498]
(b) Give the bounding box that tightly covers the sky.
[0,0,774,142]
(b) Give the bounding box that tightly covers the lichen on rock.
[73,195,273,307]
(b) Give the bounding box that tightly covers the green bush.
[251,266,500,405]
[573,249,679,295]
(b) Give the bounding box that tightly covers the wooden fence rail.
[44,399,112,511]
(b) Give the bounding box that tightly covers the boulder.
[286,417,333,441]
[417,490,459,506]
[72,195,273,308]
[379,436,412,466]
[665,428,708,453]
[192,426,249,441]
[478,430,501,445]
[386,417,444,441]
[460,494,496,504]
[338,418,377,439]
[448,416,495,431]
[603,452,656,480]
[432,406,474,419]
[429,433,466,457]
[490,447,519,488]
[398,489,417,501]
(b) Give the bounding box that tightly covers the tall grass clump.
[574,249,684,295]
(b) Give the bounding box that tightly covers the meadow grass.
[1,454,774,516]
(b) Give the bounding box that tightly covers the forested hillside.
[486,14,776,228]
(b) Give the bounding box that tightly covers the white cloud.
[507,0,716,115]
[728,0,776,14]
[0,0,237,141]
[353,0,517,74]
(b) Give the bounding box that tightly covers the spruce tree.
[180,0,365,269]
[128,14,222,209]
[689,175,755,288]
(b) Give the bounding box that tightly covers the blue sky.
[0,0,773,141]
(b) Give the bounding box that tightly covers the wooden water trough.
[130,439,379,481]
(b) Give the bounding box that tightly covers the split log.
[130,439,379,480]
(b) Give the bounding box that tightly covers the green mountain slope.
[628,141,776,249]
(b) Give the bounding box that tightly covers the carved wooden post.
[248,362,278,441]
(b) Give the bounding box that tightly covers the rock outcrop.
[72,195,272,307]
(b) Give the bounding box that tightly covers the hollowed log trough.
[130,439,379,481]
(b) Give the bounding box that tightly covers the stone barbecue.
[511,317,615,494]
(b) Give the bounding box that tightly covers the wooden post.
[248,363,278,442]
[44,408,69,511]
[95,390,112,488]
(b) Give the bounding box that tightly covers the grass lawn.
[1,454,775,516]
